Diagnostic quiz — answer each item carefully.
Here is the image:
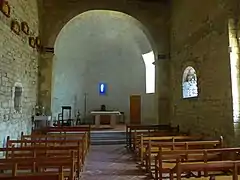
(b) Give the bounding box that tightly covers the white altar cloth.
[34,116,52,128]
[90,111,121,128]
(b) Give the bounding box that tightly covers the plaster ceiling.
[55,10,153,57]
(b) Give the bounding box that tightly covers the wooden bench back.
[0,154,76,171]
[132,132,183,151]
[21,131,90,152]
[173,160,240,180]
[148,136,223,150]
[142,135,203,142]
[39,127,91,149]
[141,138,223,164]
[0,155,76,165]
[128,127,181,150]
[6,138,87,158]
[42,126,91,133]
[155,147,240,180]
[21,131,86,140]
[0,174,63,180]
[7,138,84,147]
[0,151,76,180]
[0,145,83,176]
[2,143,81,162]
[126,124,179,131]
[126,124,180,149]
[157,147,240,167]
[138,135,204,150]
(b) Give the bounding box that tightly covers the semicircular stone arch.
[42,0,169,55]
[54,10,155,56]
[53,10,157,57]
[51,10,157,123]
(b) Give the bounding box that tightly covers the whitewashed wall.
[53,10,156,123]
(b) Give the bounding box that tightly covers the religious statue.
[182,68,198,98]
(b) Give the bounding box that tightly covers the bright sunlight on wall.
[142,51,155,94]
[182,66,198,99]
[228,19,240,126]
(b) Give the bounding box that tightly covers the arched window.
[142,51,155,94]
[182,66,198,99]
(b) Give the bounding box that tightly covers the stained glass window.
[99,83,107,95]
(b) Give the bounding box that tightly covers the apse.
[53,10,156,123]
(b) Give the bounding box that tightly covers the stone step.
[90,131,126,145]
[91,139,126,145]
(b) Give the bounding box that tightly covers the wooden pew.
[2,130,90,180]
[155,147,240,180]
[144,138,223,175]
[19,132,89,155]
[172,160,240,180]
[0,144,83,176]
[126,124,180,150]
[5,138,85,168]
[0,173,64,180]
[0,155,76,180]
[132,131,183,152]
[42,126,91,137]
[37,126,91,150]
[137,135,205,163]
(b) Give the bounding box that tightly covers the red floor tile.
[81,145,152,180]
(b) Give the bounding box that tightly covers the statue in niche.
[182,67,198,98]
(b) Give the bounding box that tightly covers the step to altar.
[90,131,126,145]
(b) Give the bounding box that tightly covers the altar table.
[90,111,121,128]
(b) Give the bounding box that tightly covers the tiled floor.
[81,145,152,180]
[80,145,240,180]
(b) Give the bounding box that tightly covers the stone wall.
[39,0,170,124]
[170,0,234,144]
[0,0,39,147]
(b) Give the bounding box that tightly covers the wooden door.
[130,95,141,124]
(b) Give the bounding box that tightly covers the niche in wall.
[182,66,198,99]
[13,83,23,113]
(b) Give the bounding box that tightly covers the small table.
[34,116,52,129]
[90,111,121,128]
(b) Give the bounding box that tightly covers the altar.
[33,115,52,129]
[90,111,121,128]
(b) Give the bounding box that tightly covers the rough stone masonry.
[0,0,39,147]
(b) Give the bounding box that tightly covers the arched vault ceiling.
[55,10,153,57]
